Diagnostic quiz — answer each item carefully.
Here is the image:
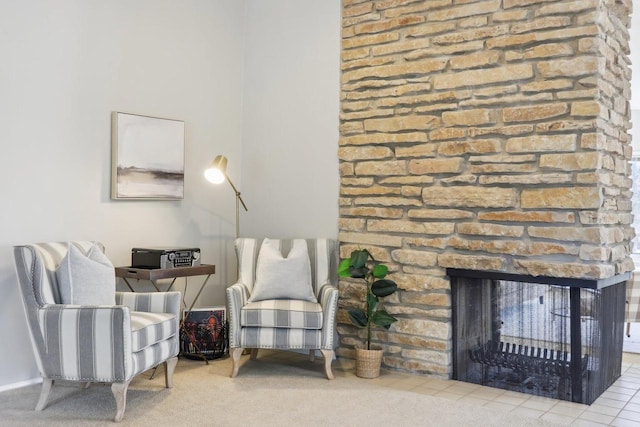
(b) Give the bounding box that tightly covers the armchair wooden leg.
[112,379,132,422]
[250,348,259,360]
[164,356,178,388]
[231,348,244,378]
[320,349,335,380]
[35,378,53,411]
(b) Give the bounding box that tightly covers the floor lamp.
[204,155,248,238]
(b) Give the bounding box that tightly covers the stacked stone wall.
[338,0,633,376]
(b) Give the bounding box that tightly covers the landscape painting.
[111,112,185,200]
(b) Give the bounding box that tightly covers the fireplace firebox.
[449,269,630,404]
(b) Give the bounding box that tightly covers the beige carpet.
[0,354,565,426]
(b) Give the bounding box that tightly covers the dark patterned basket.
[180,308,228,360]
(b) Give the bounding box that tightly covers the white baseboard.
[0,377,42,393]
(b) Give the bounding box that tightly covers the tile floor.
[269,349,640,426]
[368,353,640,427]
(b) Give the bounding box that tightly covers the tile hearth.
[267,350,640,426]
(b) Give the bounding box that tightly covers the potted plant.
[338,248,398,378]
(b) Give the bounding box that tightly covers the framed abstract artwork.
[111,112,185,200]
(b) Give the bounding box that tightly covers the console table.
[115,264,216,364]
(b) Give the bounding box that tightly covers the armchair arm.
[116,291,181,318]
[37,304,133,382]
[318,283,339,350]
[226,283,250,348]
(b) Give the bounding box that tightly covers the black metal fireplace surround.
[449,268,630,404]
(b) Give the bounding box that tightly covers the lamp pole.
[205,155,248,238]
[224,174,248,238]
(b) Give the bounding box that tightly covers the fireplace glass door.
[452,277,625,404]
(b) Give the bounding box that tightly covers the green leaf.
[371,279,398,297]
[372,310,397,329]
[366,292,378,317]
[350,249,369,269]
[372,263,388,278]
[337,258,351,277]
[348,266,366,278]
[348,309,368,328]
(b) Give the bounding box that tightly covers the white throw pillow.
[56,243,116,305]
[248,239,317,303]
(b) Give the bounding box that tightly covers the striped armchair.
[227,238,339,379]
[13,241,180,422]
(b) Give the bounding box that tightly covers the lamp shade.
[203,153,247,238]
[204,155,228,184]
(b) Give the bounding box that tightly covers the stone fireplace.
[337,0,634,382]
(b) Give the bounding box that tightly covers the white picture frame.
[111,111,185,200]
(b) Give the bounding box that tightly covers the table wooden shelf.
[115,264,216,283]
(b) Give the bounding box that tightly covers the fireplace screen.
[451,275,626,404]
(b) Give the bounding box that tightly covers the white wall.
[0,0,247,388]
[0,0,341,389]
[631,8,640,154]
[241,1,341,239]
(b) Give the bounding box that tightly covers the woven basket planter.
[355,347,383,379]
